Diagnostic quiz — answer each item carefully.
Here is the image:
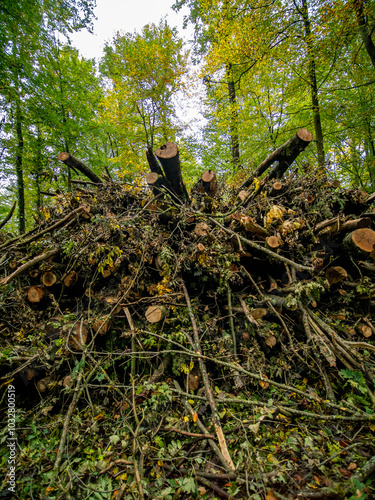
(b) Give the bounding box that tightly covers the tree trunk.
[353,0,375,70]
[240,128,313,189]
[15,99,25,234]
[227,64,240,169]
[301,0,325,174]
[58,153,102,184]
[155,142,189,202]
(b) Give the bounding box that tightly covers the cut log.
[201,170,218,198]
[240,215,268,238]
[146,172,159,186]
[145,305,166,323]
[36,376,53,393]
[42,271,57,287]
[64,320,89,350]
[64,271,78,287]
[266,236,282,249]
[146,146,163,176]
[251,308,268,319]
[27,285,45,303]
[325,266,348,286]
[331,179,341,189]
[341,218,372,233]
[155,142,189,202]
[268,181,284,197]
[344,228,375,256]
[93,317,111,335]
[240,128,313,189]
[356,323,372,338]
[58,152,102,184]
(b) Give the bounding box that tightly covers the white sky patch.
[70,0,193,61]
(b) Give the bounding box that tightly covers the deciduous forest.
[1,0,375,499]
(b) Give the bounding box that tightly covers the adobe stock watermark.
[6,384,17,494]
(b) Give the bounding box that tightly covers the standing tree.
[99,20,188,178]
[0,0,96,233]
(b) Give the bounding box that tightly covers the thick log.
[146,146,163,175]
[268,181,284,197]
[58,152,102,184]
[42,271,57,287]
[240,128,313,189]
[344,228,375,256]
[155,142,189,202]
[356,323,372,338]
[146,172,159,186]
[64,320,89,350]
[266,236,281,249]
[145,305,166,323]
[317,217,372,236]
[325,266,348,286]
[201,170,218,197]
[28,285,45,303]
[64,271,78,287]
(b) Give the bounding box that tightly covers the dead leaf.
[265,490,279,500]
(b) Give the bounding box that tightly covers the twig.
[53,354,90,473]
[181,281,236,471]
[161,427,216,439]
[174,380,236,473]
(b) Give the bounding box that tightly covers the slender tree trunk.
[353,0,375,70]
[226,64,240,169]
[300,0,326,175]
[35,129,43,212]
[15,99,25,234]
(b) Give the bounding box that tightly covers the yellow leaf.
[184,416,189,422]
[193,413,198,423]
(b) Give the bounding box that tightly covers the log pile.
[1,132,375,499]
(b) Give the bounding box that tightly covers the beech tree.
[0,0,96,233]
[99,21,188,178]
[175,0,375,186]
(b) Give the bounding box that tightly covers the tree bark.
[239,128,313,189]
[15,99,25,234]
[58,153,102,184]
[298,0,326,173]
[353,0,375,70]
[155,142,189,202]
[227,64,240,169]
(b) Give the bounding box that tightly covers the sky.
[70,0,192,61]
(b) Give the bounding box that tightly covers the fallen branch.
[181,281,236,471]
[210,217,313,272]
[58,152,103,184]
[0,248,59,285]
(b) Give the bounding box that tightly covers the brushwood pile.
[1,143,375,499]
